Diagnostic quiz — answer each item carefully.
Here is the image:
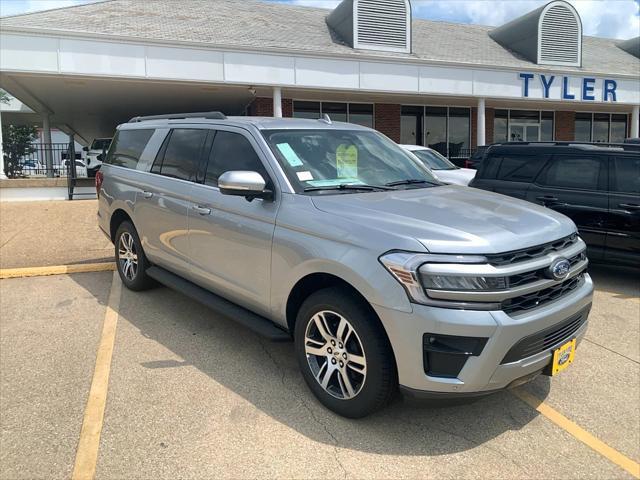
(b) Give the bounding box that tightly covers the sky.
[0,0,638,39]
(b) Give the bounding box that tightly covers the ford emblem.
[548,257,571,281]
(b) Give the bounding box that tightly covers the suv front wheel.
[294,287,397,418]
[115,221,155,291]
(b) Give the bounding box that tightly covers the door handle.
[142,190,154,199]
[192,205,212,215]
[619,203,640,211]
[536,195,558,202]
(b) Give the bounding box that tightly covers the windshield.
[262,129,440,193]
[90,139,112,151]
[410,149,457,170]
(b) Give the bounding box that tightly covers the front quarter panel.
[270,193,423,325]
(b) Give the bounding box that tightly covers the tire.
[294,287,397,418]
[114,221,155,291]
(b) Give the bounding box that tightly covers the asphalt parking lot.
[1,200,639,479]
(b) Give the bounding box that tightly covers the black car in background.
[469,142,640,266]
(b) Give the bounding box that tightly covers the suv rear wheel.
[294,287,396,418]
[115,221,155,291]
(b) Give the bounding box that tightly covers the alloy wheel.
[118,232,138,281]
[304,310,367,400]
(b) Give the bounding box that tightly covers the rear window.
[496,155,546,182]
[612,156,640,194]
[105,129,154,169]
[539,155,603,191]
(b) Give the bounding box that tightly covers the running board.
[147,266,291,342]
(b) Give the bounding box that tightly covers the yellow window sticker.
[277,143,304,167]
[336,144,358,178]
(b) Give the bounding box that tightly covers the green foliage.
[0,90,10,105]
[2,124,38,178]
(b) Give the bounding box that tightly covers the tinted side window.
[612,156,640,194]
[158,129,207,181]
[540,155,602,190]
[205,131,269,187]
[496,155,544,182]
[105,129,154,169]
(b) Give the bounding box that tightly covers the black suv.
[469,142,640,266]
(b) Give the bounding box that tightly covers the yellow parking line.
[72,270,122,480]
[513,389,640,479]
[0,262,115,279]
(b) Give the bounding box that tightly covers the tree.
[1,124,38,178]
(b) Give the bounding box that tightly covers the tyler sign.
[519,73,618,102]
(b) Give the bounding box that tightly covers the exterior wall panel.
[146,46,223,81]
[0,34,58,72]
[224,52,295,86]
[59,39,145,76]
[295,58,359,89]
[360,62,419,92]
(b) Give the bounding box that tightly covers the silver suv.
[97,112,593,418]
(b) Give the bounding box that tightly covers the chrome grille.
[485,234,578,266]
[502,274,584,315]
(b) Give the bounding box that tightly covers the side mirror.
[82,146,89,152]
[218,171,272,201]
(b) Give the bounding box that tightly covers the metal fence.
[7,142,83,178]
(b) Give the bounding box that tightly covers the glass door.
[510,123,540,142]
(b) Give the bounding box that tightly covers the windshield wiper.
[385,179,440,187]
[303,183,395,193]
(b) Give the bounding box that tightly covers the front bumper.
[373,273,593,395]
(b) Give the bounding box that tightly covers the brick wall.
[485,108,495,145]
[555,111,575,141]
[374,104,401,142]
[249,97,293,117]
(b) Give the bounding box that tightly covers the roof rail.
[491,141,640,151]
[128,111,227,123]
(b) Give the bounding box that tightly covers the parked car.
[466,145,489,169]
[98,113,593,418]
[401,145,476,185]
[20,160,46,176]
[469,142,640,266]
[83,137,112,176]
[62,159,88,178]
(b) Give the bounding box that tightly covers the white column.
[0,111,5,179]
[273,86,282,118]
[42,113,54,178]
[476,98,486,147]
[632,105,639,139]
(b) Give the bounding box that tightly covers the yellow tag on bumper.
[551,338,576,375]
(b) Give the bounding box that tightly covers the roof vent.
[618,37,640,58]
[327,0,412,54]
[490,0,582,67]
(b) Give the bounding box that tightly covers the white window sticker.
[296,171,314,181]
[276,143,304,167]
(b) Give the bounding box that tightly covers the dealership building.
[0,0,639,162]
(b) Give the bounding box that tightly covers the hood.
[311,186,576,254]
[435,168,476,186]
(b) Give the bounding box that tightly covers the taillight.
[95,170,104,195]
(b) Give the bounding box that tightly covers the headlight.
[379,251,502,310]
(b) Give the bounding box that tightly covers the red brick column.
[282,98,293,118]
[249,97,273,117]
[555,111,575,141]
[485,108,495,144]
[249,97,293,118]
[471,107,477,148]
[374,104,401,142]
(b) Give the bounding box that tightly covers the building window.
[401,106,471,158]
[293,101,373,127]
[573,113,628,143]
[493,110,554,143]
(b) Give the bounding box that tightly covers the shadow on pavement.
[74,274,558,457]
[588,264,640,299]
